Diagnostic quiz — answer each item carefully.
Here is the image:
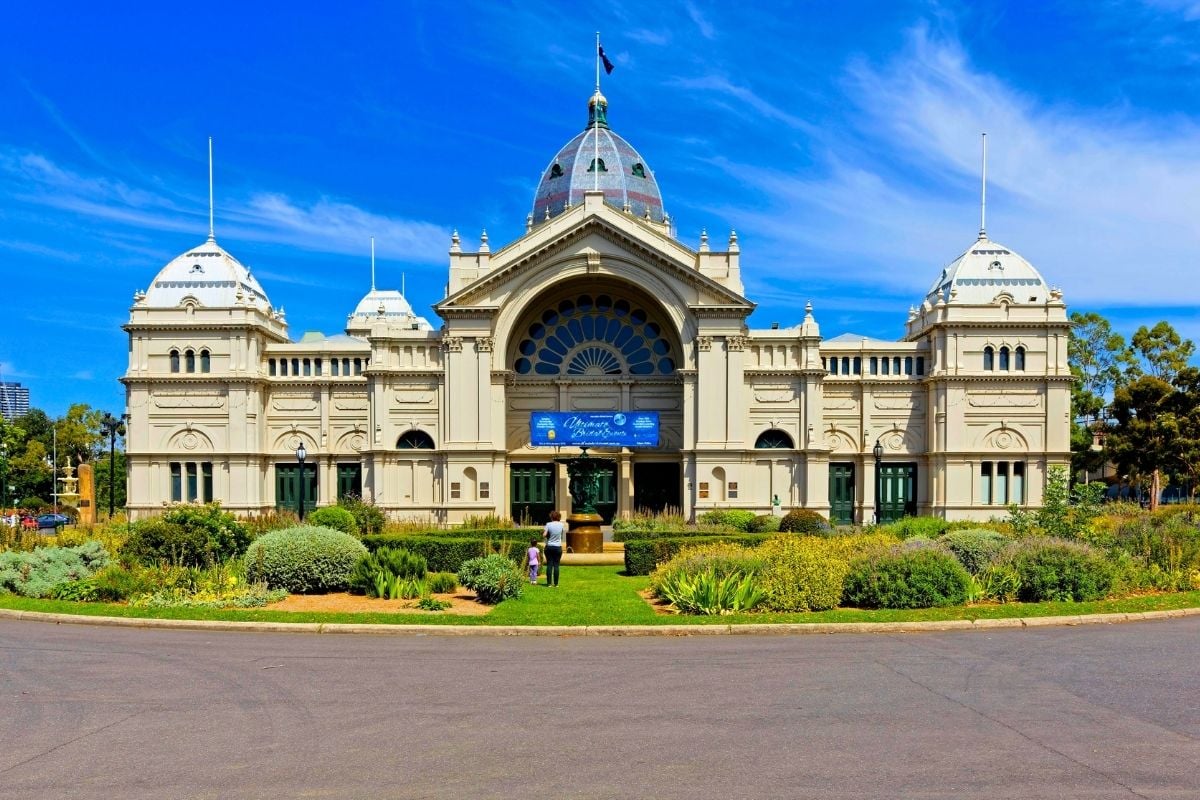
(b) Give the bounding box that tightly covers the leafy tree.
[1068,312,1134,476]
[1108,376,1178,511]
[1131,321,1195,382]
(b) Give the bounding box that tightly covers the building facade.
[122,92,1072,523]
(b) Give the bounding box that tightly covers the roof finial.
[979,132,987,240]
[370,236,376,291]
[450,229,461,253]
[479,229,490,253]
[699,228,709,252]
[207,136,215,242]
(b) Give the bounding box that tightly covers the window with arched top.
[631,162,646,178]
[904,356,913,376]
[869,356,878,375]
[268,358,276,376]
[853,356,861,375]
[303,358,312,377]
[353,358,362,374]
[331,359,339,376]
[185,349,196,373]
[342,358,350,375]
[397,430,435,449]
[549,163,564,178]
[999,346,1010,371]
[200,350,210,373]
[291,358,299,376]
[169,350,180,373]
[829,357,838,375]
[587,158,607,173]
[983,346,995,371]
[1015,346,1026,371]
[755,429,794,449]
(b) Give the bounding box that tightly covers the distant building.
[122,90,1071,523]
[0,382,29,420]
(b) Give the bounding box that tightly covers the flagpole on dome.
[208,136,215,242]
[594,31,601,192]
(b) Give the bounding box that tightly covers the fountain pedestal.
[556,448,612,555]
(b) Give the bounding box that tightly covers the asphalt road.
[1,619,1198,799]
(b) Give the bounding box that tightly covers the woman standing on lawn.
[543,510,565,587]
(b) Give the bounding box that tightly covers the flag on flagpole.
[598,45,614,75]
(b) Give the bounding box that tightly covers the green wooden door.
[511,464,555,525]
[829,463,855,525]
[878,463,917,523]
[337,464,362,501]
[276,464,318,516]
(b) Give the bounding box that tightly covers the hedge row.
[360,535,527,573]
[612,528,746,543]
[624,534,775,576]
[391,528,542,540]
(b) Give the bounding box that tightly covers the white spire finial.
[207,136,215,241]
[979,132,987,240]
[370,236,376,291]
[402,272,406,296]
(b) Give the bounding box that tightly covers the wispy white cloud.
[627,29,671,46]
[0,238,82,262]
[685,1,716,39]
[0,361,33,380]
[666,75,814,132]
[71,370,94,381]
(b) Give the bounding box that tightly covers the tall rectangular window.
[170,463,182,502]
[869,356,878,375]
[996,462,1009,505]
[916,356,925,375]
[905,356,913,375]
[881,357,890,375]
[186,463,198,502]
[893,357,902,375]
[728,481,739,500]
[479,481,490,499]
[853,356,861,375]
[981,462,993,505]
[315,358,322,376]
[1012,462,1025,505]
[331,359,339,376]
[201,462,213,503]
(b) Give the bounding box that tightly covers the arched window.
[185,349,196,373]
[549,163,564,179]
[829,357,838,375]
[999,346,1010,371]
[983,346,995,371]
[200,350,210,373]
[893,357,902,375]
[916,356,925,376]
[268,358,276,376]
[331,359,339,377]
[342,358,350,375]
[881,357,890,376]
[1015,346,1026,371]
[904,357,913,376]
[631,162,646,178]
[291,358,299,376]
[755,429,794,449]
[397,430,435,449]
[280,358,289,376]
[587,158,607,172]
[869,356,878,375]
[169,350,180,373]
[314,358,322,376]
[853,356,862,375]
[303,358,312,376]
[841,357,850,375]
[353,358,362,374]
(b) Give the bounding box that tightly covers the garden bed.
[266,591,490,615]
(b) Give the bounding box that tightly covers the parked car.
[20,516,36,530]
[36,513,70,530]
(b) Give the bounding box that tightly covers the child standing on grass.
[525,538,540,584]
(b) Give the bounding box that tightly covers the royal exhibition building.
[121,90,1071,526]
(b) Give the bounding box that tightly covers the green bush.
[245,526,367,593]
[748,514,782,533]
[361,534,525,572]
[53,563,160,602]
[756,536,852,612]
[1008,538,1113,602]
[778,509,830,534]
[624,534,775,576]
[649,542,763,594]
[940,528,1010,575]
[457,554,524,604]
[427,572,458,593]
[613,509,688,532]
[241,510,300,539]
[122,504,250,567]
[655,569,765,615]
[306,506,358,536]
[884,516,949,540]
[416,596,452,611]
[1111,516,1200,590]
[613,527,740,543]
[0,542,110,598]
[844,549,972,609]
[698,509,758,532]
[349,547,428,598]
[339,495,387,536]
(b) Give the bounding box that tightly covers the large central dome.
[532,91,666,224]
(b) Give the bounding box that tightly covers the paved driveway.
[1,619,1198,799]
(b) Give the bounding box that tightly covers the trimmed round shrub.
[245,525,368,593]
[1009,538,1113,602]
[748,514,781,533]
[756,536,850,612]
[779,509,831,534]
[698,509,758,532]
[941,528,1010,575]
[457,554,524,604]
[844,549,971,609]
[306,506,358,536]
[428,572,458,593]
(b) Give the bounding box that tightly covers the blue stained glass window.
[581,315,596,340]
[595,294,612,311]
[630,308,648,324]
[529,322,546,340]
[519,340,536,355]
[577,295,593,312]
[614,299,630,317]
[613,326,634,349]
[629,362,655,375]
[535,363,559,375]
[558,299,575,316]
[542,310,559,326]
[645,322,661,338]
[626,348,652,365]
[659,358,675,374]
[544,337,568,356]
[621,337,646,356]
[567,318,584,342]
[515,358,532,373]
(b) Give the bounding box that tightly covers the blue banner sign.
[530,412,660,448]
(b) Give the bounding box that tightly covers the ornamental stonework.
[727,335,747,352]
[442,337,463,353]
[477,337,494,352]
[696,336,712,352]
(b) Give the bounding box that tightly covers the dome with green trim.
[532,91,666,224]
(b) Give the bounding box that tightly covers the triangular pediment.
[437,200,754,316]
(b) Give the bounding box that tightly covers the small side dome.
[925,235,1049,305]
[349,288,433,330]
[142,238,271,310]
[532,92,665,225]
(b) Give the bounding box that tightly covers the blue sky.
[3,0,1200,417]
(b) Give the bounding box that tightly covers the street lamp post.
[100,412,127,520]
[295,442,307,521]
[0,443,7,513]
[872,437,884,526]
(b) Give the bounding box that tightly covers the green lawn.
[1,566,1198,627]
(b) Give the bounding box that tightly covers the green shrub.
[624,534,775,576]
[976,563,1021,603]
[884,516,949,540]
[1111,516,1200,590]
[53,563,161,602]
[0,542,110,598]
[361,534,526,572]
[655,569,765,615]
[306,506,358,536]
[756,536,852,612]
[241,510,300,539]
[398,527,542,540]
[339,495,387,536]
[698,509,758,532]
[613,509,687,532]
[613,527,740,543]
[649,542,763,594]
[844,549,971,609]
[245,526,367,593]
[457,554,524,604]
[940,528,1010,575]
[778,509,830,534]
[349,547,428,597]
[416,596,452,611]
[122,504,250,566]
[748,514,781,533]
[1008,538,1113,602]
[427,572,458,593]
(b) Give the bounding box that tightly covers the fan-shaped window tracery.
[512,292,675,377]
